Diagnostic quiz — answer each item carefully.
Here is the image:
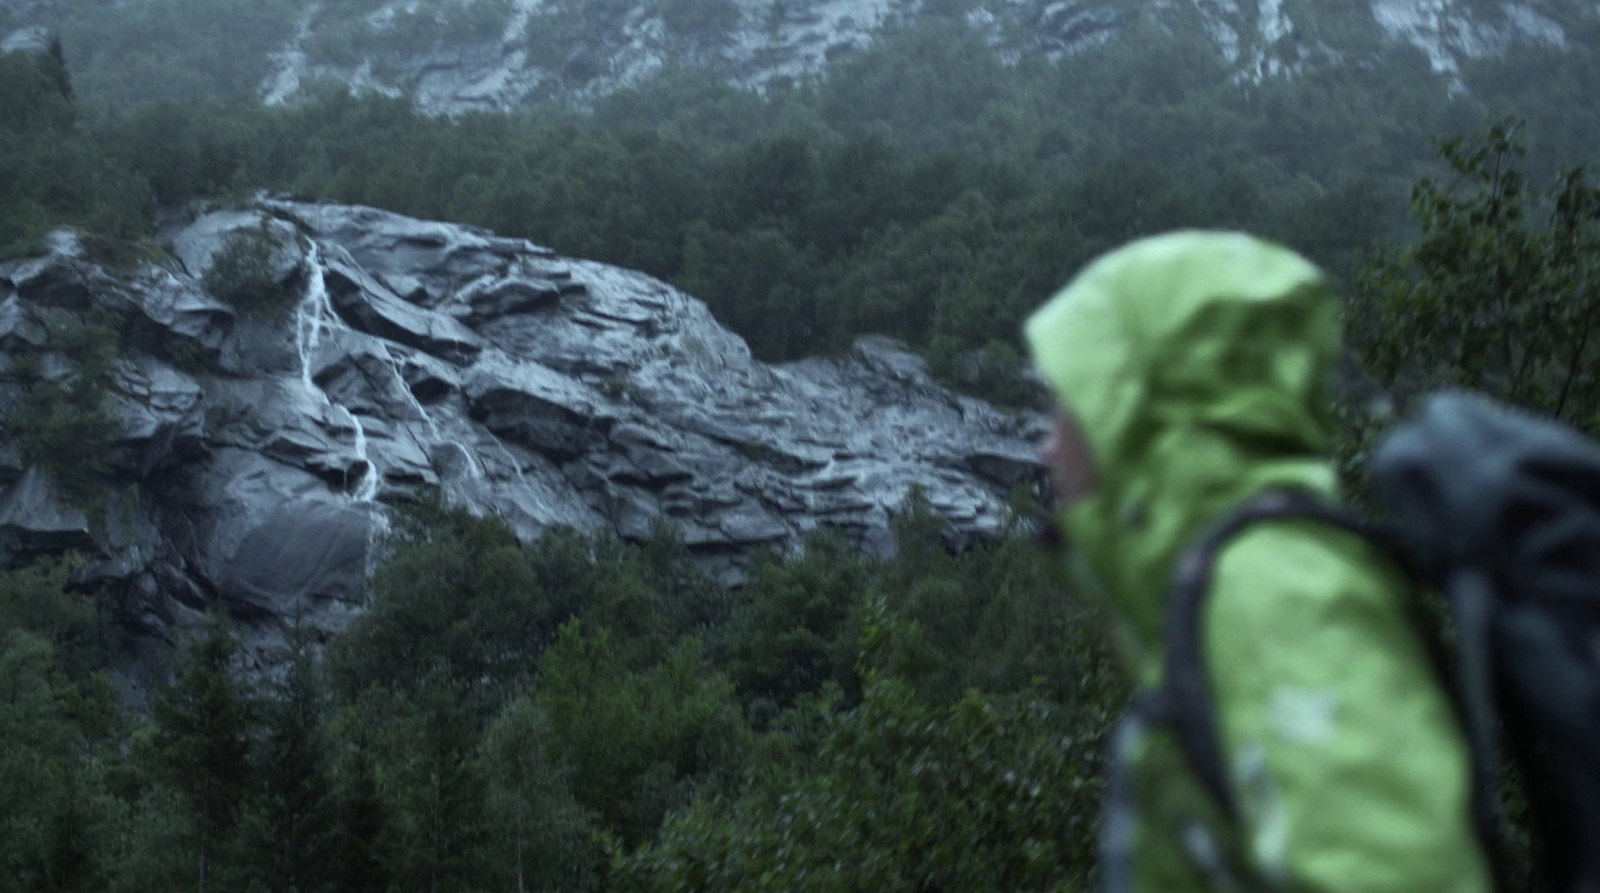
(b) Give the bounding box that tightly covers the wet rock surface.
[240,0,1590,115]
[0,198,1046,684]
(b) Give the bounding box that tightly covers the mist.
[1,2,1597,891]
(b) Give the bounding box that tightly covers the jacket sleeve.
[1204,522,1493,893]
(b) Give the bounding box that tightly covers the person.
[1022,231,1494,892]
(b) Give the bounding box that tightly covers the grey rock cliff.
[0,198,1046,685]
[2,1,1588,116]
[250,0,1590,115]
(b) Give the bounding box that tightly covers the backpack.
[1155,389,1600,893]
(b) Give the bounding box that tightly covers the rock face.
[1370,0,1569,74]
[3,0,1586,115]
[0,22,48,54]
[0,198,1046,683]
[245,0,1591,115]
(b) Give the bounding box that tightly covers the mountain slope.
[258,0,1597,113]
[3,0,1592,113]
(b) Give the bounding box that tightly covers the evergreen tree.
[717,530,868,712]
[379,666,489,893]
[536,622,748,847]
[150,613,257,893]
[243,617,337,893]
[328,714,392,893]
[0,562,121,893]
[326,492,545,711]
[0,626,107,891]
[11,307,122,509]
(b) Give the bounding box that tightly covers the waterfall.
[377,347,490,482]
[384,350,442,440]
[491,436,529,488]
[296,244,380,502]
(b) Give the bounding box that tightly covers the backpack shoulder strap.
[1160,488,1514,891]
[1159,488,1409,822]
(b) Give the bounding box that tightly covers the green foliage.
[535,621,749,846]
[146,613,258,893]
[927,337,1038,410]
[617,604,1106,893]
[0,557,112,690]
[306,0,514,74]
[11,307,122,509]
[660,0,741,42]
[357,668,489,892]
[1352,118,1600,432]
[0,47,150,253]
[0,659,111,890]
[241,620,338,893]
[1339,119,1600,885]
[0,480,1126,893]
[9,13,1600,891]
[18,12,1600,408]
[521,0,640,81]
[0,560,121,892]
[521,520,722,671]
[0,43,74,134]
[479,694,608,893]
[58,0,303,109]
[717,530,869,713]
[326,711,393,893]
[203,219,295,320]
[874,490,1126,710]
[327,492,546,707]
[10,10,1524,404]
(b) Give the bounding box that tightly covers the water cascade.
[295,243,380,502]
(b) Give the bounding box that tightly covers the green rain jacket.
[1023,232,1492,893]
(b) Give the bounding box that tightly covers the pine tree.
[0,563,120,892]
[244,617,336,893]
[0,628,102,891]
[395,667,488,893]
[330,719,391,893]
[339,668,488,893]
[150,613,256,893]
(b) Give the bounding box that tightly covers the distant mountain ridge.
[2,0,1592,114]
[259,0,1594,113]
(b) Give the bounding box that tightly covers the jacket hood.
[1024,231,1343,675]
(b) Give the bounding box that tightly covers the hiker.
[1023,232,1494,892]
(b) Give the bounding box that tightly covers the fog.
[0,3,1598,891]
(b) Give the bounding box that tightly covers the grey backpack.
[1152,391,1600,893]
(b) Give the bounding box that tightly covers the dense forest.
[4,4,1600,891]
[6,5,1599,397]
[5,484,1125,892]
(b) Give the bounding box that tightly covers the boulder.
[218,497,374,614]
[463,353,613,460]
[322,249,484,364]
[108,358,208,479]
[2,234,95,311]
[127,270,238,362]
[167,210,305,292]
[0,294,47,348]
[0,467,95,566]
